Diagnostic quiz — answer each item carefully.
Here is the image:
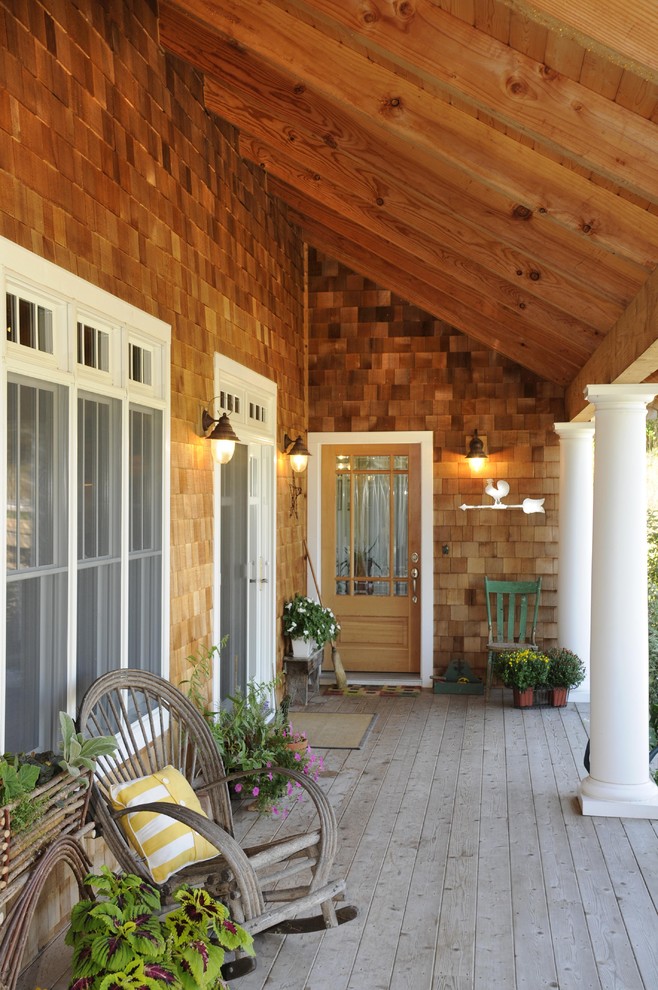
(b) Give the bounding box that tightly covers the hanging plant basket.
[0,769,93,909]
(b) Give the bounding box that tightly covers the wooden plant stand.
[284,647,323,705]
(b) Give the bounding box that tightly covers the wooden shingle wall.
[0,0,307,687]
[307,249,566,678]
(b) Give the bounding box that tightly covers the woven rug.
[321,684,422,697]
[288,712,377,749]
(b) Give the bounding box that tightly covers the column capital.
[585,383,657,409]
[554,421,595,439]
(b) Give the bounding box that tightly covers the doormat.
[288,712,378,749]
[322,684,422,697]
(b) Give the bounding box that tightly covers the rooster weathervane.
[460,479,545,514]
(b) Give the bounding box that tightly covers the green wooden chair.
[484,577,542,691]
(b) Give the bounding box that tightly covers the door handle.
[411,566,418,601]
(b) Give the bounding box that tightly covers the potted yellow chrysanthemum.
[493,649,550,708]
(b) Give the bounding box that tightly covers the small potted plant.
[182,658,325,816]
[545,647,586,706]
[282,594,340,657]
[66,866,254,989]
[493,649,551,707]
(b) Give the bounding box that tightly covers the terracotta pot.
[286,738,308,755]
[512,687,534,708]
[551,686,569,707]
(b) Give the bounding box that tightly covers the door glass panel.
[333,453,409,598]
[354,473,389,581]
[352,455,389,471]
[128,405,162,677]
[335,472,350,590]
[393,473,409,589]
[220,443,248,702]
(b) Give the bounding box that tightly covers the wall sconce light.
[465,430,488,472]
[202,404,240,465]
[283,433,310,517]
[283,433,311,474]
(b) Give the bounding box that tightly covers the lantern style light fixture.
[465,430,488,471]
[202,405,240,465]
[283,433,311,474]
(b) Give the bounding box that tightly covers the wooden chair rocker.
[484,577,542,692]
[78,669,356,978]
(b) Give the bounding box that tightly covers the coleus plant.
[66,866,254,990]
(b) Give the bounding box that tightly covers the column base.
[579,775,658,818]
[568,686,590,703]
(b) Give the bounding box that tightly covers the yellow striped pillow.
[109,766,219,884]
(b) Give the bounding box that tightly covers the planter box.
[433,678,484,696]
[433,659,483,696]
[510,687,568,708]
[0,769,93,909]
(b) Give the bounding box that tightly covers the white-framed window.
[1,238,170,752]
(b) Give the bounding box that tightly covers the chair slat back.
[485,577,541,646]
[78,669,234,837]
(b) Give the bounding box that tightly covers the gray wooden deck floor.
[20,688,658,990]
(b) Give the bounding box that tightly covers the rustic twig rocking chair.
[78,669,355,977]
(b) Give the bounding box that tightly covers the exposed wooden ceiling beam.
[162,0,658,204]
[162,0,658,292]
[294,207,575,385]
[273,177,584,384]
[499,0,658,80]
[250,133,601,354]
[566,264,658,419]
[200,57,647,321]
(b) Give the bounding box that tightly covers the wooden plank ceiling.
[158,0,658,406]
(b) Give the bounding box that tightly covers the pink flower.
[234,783,242,793]
[252,787,259,797]
[294,752,301,761]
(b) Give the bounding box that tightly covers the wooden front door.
[321,444,421,674]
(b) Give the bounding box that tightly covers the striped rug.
[321,683,422,697]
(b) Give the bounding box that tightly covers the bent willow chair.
[78,669,355,976]
[484,577,542,691]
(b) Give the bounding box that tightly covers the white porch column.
[554,422,594,702]
[580,384,658,818]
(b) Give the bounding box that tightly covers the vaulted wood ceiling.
[159,0,658,416]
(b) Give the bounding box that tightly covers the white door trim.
[307,431,434,687]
